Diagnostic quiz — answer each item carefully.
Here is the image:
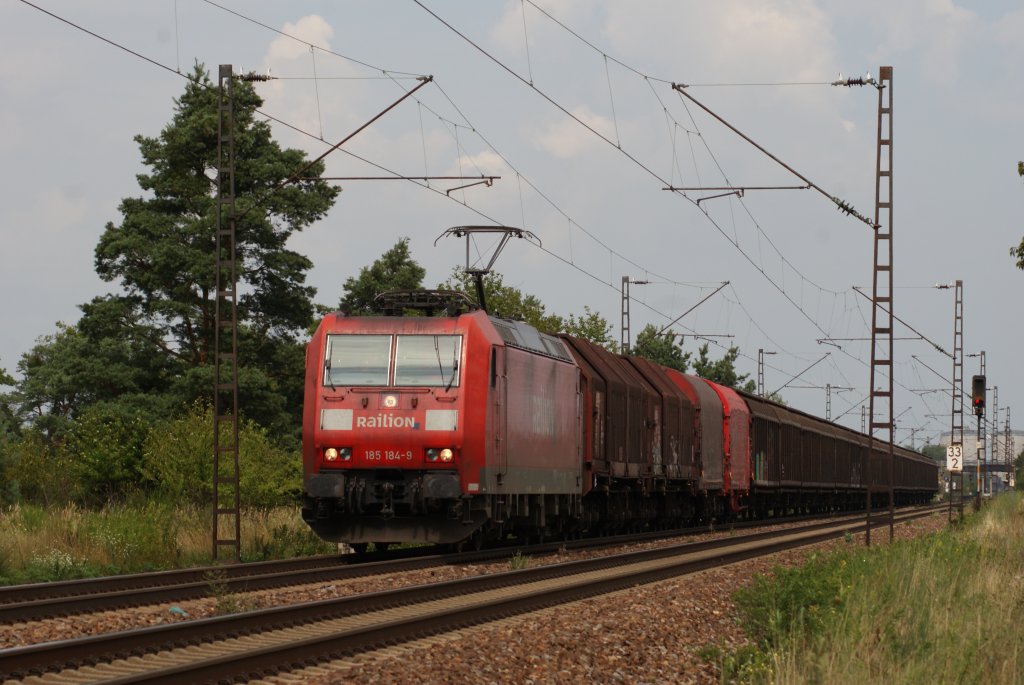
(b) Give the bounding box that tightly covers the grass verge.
[0,501,335,584]
[717,494,1024,684]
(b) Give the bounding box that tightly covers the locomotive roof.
[487,316,573,362]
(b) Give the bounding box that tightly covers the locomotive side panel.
[482,345,580,494]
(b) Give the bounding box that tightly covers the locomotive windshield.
[325,335,391,386]
[395,335,461,387]
[323,334,462,388]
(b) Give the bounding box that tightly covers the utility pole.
[991,386,998,494]
[758,348,776,397]
[621,276,648,354]
[949,280,964,520]
[824,384,854,422]
[213,65,241,563]
[865,65,894,545]
[1006,407,1014,487]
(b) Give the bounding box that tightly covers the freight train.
[301,295,937,548]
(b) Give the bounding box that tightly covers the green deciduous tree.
[693,343,756,392]
[920,444,946,464]
[440,268,565,333]
[339,238,425,315]
[0,363,19,504]
[563,306,616,350]
[632,325,690,372]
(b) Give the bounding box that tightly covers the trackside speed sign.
[946,444,963,473]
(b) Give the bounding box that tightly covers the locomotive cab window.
[395,335,462,387]
[324,335,391,386]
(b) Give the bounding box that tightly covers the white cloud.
[446,150,508,177]
[992,8,1024,42]
[602,1,836,84]
[857,0,978,83]
[491,0,595,53]
[266,15,334,62]
[534,106,615,158]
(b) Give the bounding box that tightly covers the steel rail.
[0,505,942,681]
[0,505,935,623]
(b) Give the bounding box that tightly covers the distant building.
[938,430,1023,466]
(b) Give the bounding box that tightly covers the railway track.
[0,505,942,684]
[0,506,924,624]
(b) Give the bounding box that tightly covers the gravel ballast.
[1,514,947,684]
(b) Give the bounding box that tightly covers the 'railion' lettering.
[356,414,416,429]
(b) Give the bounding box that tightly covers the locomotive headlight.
[383,394,398,408]
[439,448,454,462]
[324,447,352,462]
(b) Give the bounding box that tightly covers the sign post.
[946,444,962,522]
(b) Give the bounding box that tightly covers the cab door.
[490,345,508,488]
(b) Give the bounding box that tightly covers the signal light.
[971,375,986,416]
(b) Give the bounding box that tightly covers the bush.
[734,551,861,649]
[67,404,151,505]
[142,402,301,508]
[6,431,80,505]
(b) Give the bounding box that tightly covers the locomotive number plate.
[364,449,414,462]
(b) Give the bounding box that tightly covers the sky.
[2,0,1022,456]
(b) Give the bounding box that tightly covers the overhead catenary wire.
[414,4,874,381]
[7,2,794,363]
[411,1,959,425]
[5,5,757,350]
[201,0,425,78]
[23,1,952,433]
[523,0,851,301]
[672,84,877,230]
[414,1,855,340]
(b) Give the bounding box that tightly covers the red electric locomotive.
[302,300,582,547]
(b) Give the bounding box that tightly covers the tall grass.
[0,501,334,584]
[728,494,1024,684]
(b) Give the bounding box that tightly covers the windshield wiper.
[325,357,336,390]
[445,358,458,393]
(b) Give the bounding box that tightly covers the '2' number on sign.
[946,445,962,473]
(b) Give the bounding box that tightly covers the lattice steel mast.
[865,66,894,546]
[951,279,964,520]
[213,65,241,562]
